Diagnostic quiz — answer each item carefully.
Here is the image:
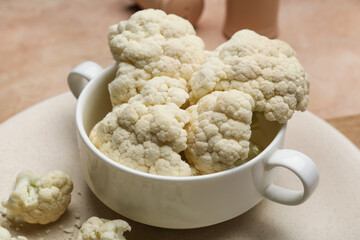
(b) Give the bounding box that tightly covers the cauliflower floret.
[90,101,192,176]
[185,90,255,174]
[76,217,130,240]
[189,29,309,123]
[0,226,27,240]
[0,226,11,240]
[108,9,205,106]
[2,170,73,224]
[128,76,189,107]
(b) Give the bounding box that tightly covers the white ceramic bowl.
[68,61,319,229]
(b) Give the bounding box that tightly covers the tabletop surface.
[0,92,359,239]
[0,0,359,147]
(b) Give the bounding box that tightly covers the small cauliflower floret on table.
[185,90,255,174]
[2,170,73,224]
[0,226,27,240]
[76,217,130,240]
[90,101,193,176]
[189,29,309,123]
[107,9,205,106]
[128,76,189,107]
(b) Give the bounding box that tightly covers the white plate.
[0,92,359,239]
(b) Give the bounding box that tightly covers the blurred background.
[0,0,359,144]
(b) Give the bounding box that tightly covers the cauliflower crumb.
[90,101,192,176]
[0,226,27,240]
[75,219,82,229]
[2,170,73,224]
[107,9,205,106]
[185,90,255,174]
[62,227,75,234]
[0,205,7,216]
[189,29,309,123]
[76,217,130,240]
[74,212,81,219]
[59,224,75,234]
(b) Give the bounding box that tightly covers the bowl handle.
[67,61,104,99]
[261,149,319,205]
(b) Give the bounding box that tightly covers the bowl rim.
[76,64,287,182]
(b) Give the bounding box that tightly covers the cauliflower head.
[128,76,189,107]
[185,90,255,174]
[0,226,27,240]
[90,101,193,176]
[90,12,310,176]
[108,9,205,106]
[189,29,309,123]
[76,217,131,240]
[2,170,73,224]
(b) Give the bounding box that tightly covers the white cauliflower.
[128,76,189,107]
[2,170,73,224]
[189,29,309,123]
[90,101,193,176]
[0,226,27,240]
[107,9,205,106]
[0,226,12,240]
[76,217,130,240]
[185,90,255,174]
[90,12,310,176]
